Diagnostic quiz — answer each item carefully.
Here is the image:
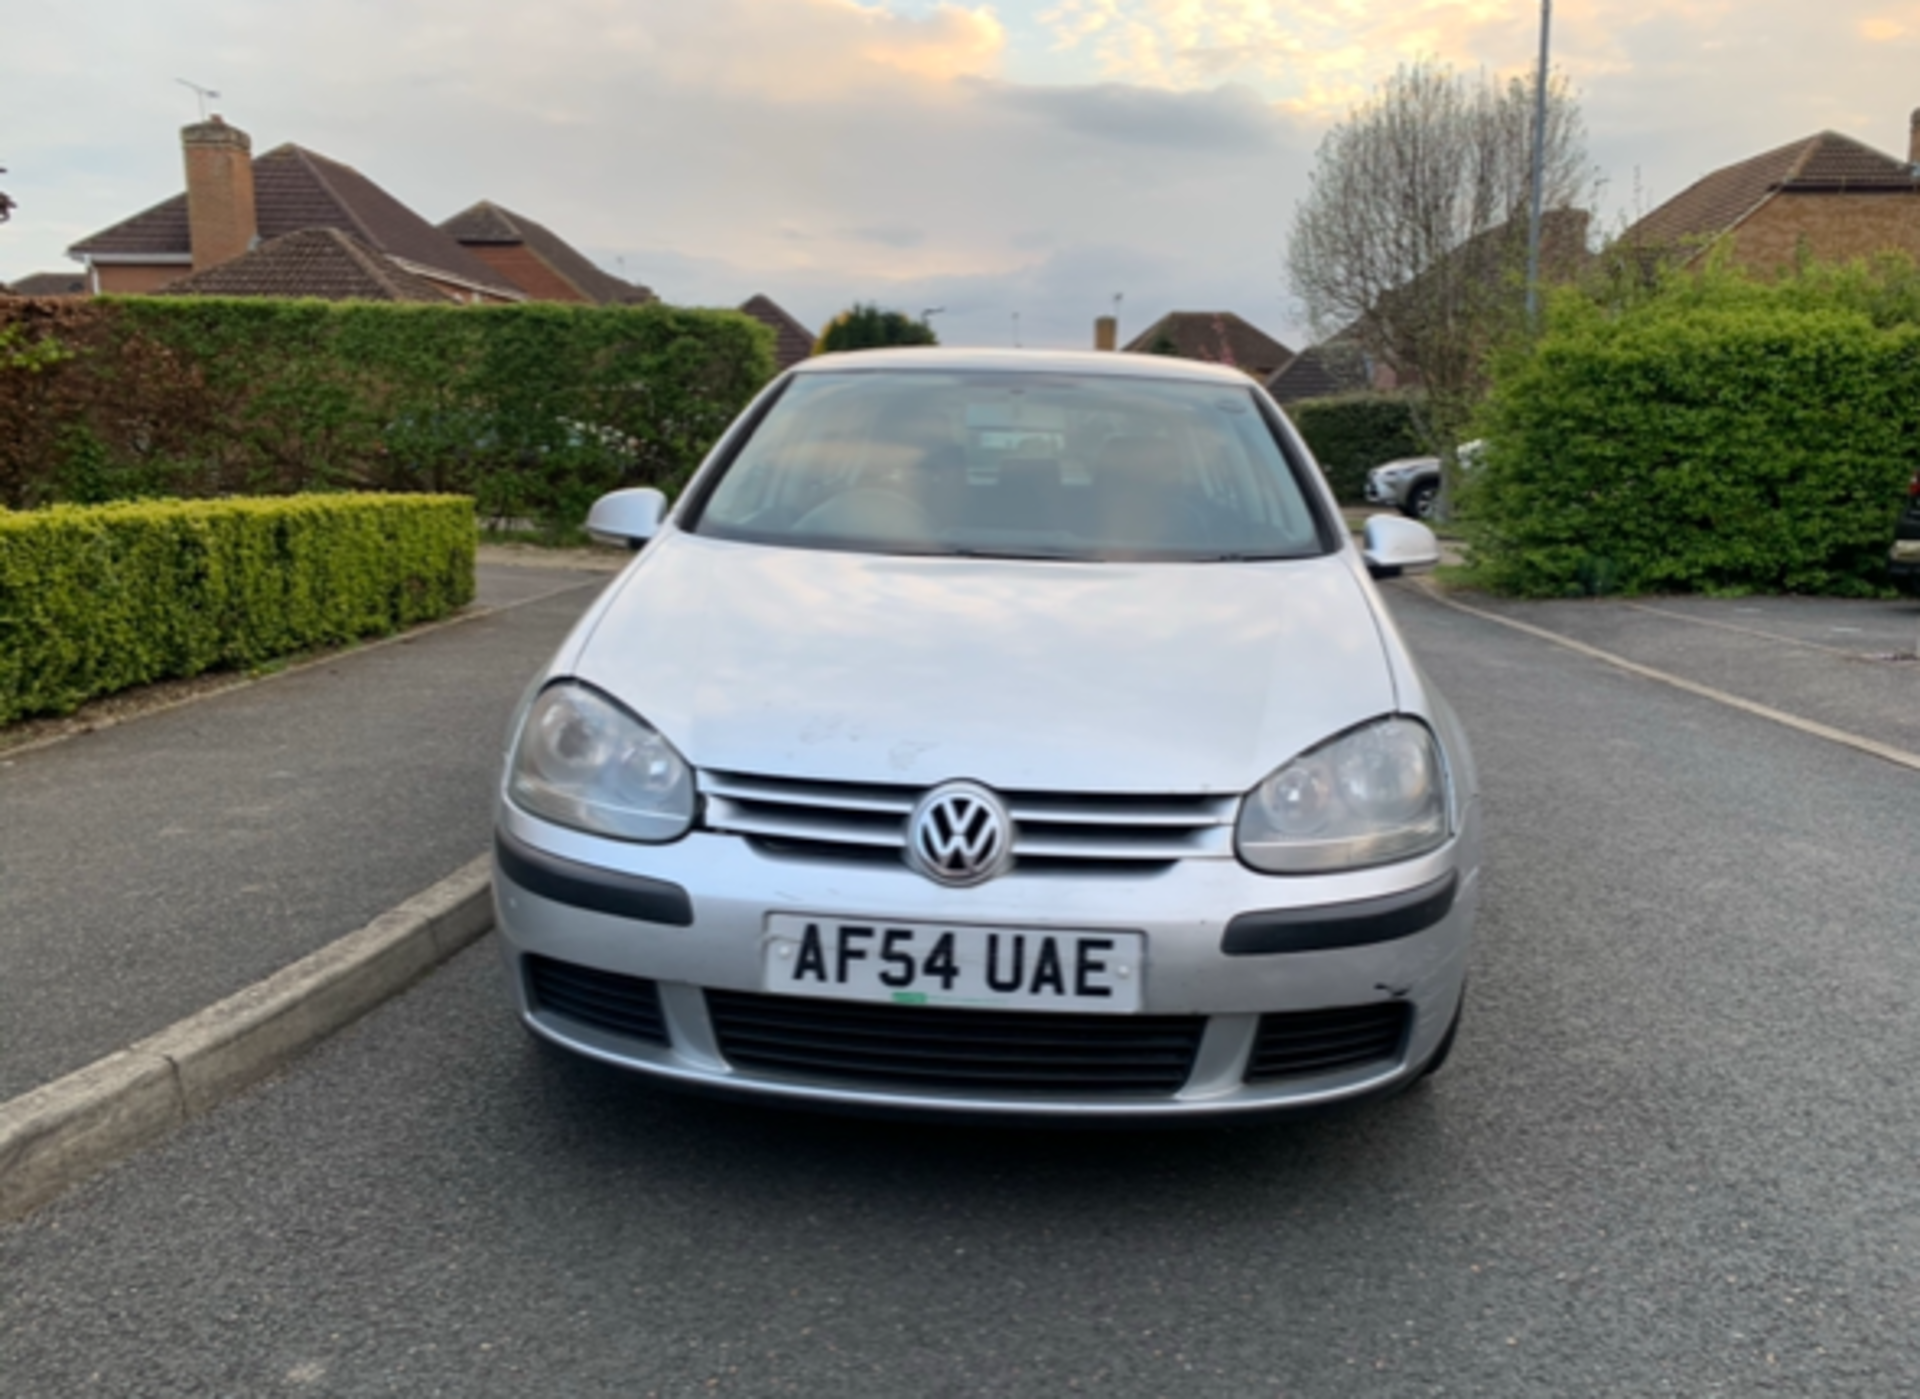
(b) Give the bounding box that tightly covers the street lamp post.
[1525,0,1553,326]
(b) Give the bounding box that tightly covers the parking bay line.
[1620,601,1881,659]
[1404,582,1920,777]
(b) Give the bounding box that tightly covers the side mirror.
[586,487,668,550]
[1362,514,1441,579]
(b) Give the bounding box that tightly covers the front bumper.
[1891,532,1920,584]
[1363,476,1403,507]
[492,802,1479,1120]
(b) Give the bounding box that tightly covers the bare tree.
[1286,61,1595,452]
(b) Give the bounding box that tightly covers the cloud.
[972,79,1284,151]
[1035,0,1746,115]
[1858,7,1920,41]
[840,225,928,248]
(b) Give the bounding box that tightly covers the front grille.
[706,990,1205,1095]
[524,955,668,1045]
[1245,1002,1410,1082]
[700,769,1235,872]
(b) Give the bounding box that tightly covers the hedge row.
[0,297,776,527]
[0,494,475,723]
[1288,394,1426,503]
[1467,260,1920,596]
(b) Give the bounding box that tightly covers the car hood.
[568,533,1398,793]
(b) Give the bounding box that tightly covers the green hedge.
[1288,394,1426,503]
[0,298,776,527]
[1467,261,1920,596]
[0,493,475,723]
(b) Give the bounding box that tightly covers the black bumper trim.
[494,831,695,927]
[1222,871,1457,956]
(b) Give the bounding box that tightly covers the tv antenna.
[176,79,221,120]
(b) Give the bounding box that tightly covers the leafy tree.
[814,303,938,354]
[1286,60,1596,455]
[0,165,14,223]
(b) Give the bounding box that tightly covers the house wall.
[461,244,587,303]
[94,264,193,294]
[1729,192,1920,269]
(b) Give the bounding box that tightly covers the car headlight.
[506,682,695,842]
[1236,717,1449,874]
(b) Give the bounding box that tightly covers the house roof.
[739,293,816,370]
[1264,343,1372,404]
[3,270,88,297]
[1621,131,1920,258]
[70,144,520,298]
[1121,311,1294,375]
[438,200,657,305]
[155,227,453,302]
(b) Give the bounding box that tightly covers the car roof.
[791,346,1265,386]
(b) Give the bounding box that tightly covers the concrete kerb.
[0,855,495,1222]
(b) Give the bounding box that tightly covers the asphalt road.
[4,584,1919,1397]
[0,563,608,1102]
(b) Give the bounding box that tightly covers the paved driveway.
[4,583,1917,1396]
[0,563,610,1102]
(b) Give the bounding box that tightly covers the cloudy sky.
[4,1,1918,348]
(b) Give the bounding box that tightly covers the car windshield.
[690,370,1328,561]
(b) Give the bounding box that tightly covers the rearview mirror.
[1362,514,1441,579]
[586,488,668,550]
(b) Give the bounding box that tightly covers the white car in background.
[1364,441,1483,521]
[492,349,1481,1120]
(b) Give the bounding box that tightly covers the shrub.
[1288,394,1426,503]
[1467,261,1920,596]
[0,298,776,527]
[0,493,475,723]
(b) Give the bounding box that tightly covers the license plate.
[762,915,1144,1014]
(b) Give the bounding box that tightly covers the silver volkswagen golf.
[493,348,1480,1119]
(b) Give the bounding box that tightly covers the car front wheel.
[1404,481,1439,521]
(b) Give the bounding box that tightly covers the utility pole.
[1524,0,1553,326]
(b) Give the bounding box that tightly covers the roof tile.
[438,200,657,305]
[739,294,816,370]
[155,227,452,302]
[71,144,520,298]
[1121,312,1293,376]
[1621,131,1919,257]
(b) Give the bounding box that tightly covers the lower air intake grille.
[1245,1002,1410,1082]
[706,991,1204,1095]
[525,955,668,1045]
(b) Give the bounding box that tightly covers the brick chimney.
[182,116,257,272]
[1094,315,1117,351]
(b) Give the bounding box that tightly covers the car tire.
[1404,482,1439,521]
